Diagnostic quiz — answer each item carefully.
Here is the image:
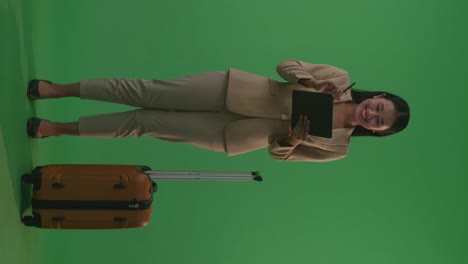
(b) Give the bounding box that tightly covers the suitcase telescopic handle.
[144,171,262,181]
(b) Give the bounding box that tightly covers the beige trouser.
[79,71,246,152]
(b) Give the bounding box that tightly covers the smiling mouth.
[361,107,368,121]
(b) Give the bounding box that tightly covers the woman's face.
[354,94,397,132]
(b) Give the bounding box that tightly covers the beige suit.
[79,60,354,162]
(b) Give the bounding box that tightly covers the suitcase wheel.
[21,174,35,184]
[22,216,40,227]
[32,166,44,174]
[23,167,44,189]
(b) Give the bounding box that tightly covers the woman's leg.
[35,71,228,111]
[34,82,80,98]
[34,120,79,137]
[80,71,228,111]
[36,109,245,152]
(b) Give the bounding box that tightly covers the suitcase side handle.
[52,183,65,188]
[51,218,130,229]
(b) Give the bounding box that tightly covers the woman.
[26,59,410,162]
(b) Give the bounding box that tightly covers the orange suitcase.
[21,164,262,229]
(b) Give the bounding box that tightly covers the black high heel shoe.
[27,79,52,100]
[27,117,48,138]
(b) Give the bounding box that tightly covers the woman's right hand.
[288,114,310,146]
[299,79,343,101]
[317,81,343,101]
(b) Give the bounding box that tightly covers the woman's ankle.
[38,82,80,98]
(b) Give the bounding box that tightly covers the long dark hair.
[350,90,410,137]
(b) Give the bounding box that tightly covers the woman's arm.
[269,138,348,162]
[267,114,309,160]
[268,136,298,160]
[276,59,317,85]
[276,59,350,89]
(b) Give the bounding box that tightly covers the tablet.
[291,90,334,138]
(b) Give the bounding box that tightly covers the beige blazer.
[224,59,355,162]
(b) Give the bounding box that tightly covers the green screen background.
[1,0,467,264]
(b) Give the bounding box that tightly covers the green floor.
[1,0,468,264]
[1,0,42,262]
